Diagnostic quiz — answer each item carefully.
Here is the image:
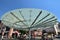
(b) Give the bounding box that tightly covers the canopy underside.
[1,8,57,30]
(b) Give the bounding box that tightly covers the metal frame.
[1,9,57,30]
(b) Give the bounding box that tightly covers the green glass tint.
[1,8,57,29]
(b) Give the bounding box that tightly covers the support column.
[29,28,31,40]
[54,23,58,35]
[8,28,13,38]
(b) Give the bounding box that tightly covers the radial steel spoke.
[19,11,26,21]
[29,10,32,21]
[33,16,55,26]
[31,11,42,26]
[42,16,55,23]
[34,13,50,25]
[10,12,28,26]
[29,18,57,28]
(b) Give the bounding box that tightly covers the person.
[42,30,46,40]
[0,20,6,40]
[12,30,20,38]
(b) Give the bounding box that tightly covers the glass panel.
[1,8,57,29]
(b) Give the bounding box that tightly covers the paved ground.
[54,38,60,40]
[0,36,60,40]
[0,38,60,40]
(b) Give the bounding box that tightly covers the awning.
[1,8,57,30]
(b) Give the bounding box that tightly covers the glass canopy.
[1,8,57,30]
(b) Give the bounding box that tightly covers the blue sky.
[0,0,60,22]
